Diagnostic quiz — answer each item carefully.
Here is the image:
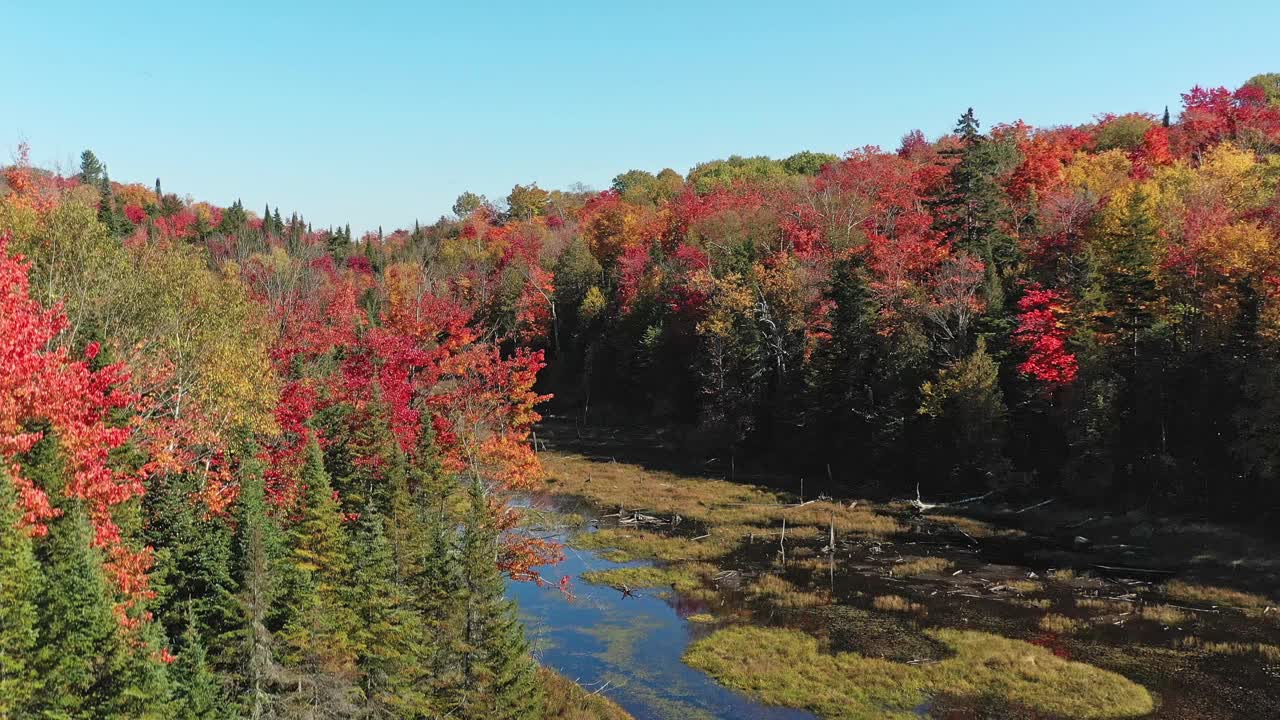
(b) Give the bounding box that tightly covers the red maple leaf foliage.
[1014,285,1079,388]
[0,232,152,606]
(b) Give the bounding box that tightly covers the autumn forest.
[3,72,1280,719]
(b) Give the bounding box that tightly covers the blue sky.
[3,1,1276,232]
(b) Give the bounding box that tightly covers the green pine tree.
[935,108,1022,315]
[348,504,434,718]
[277,438,361,717]
[144,472,239,673]
[79,149,105,185]
[231,459,283,720]
[32,501,168,719]
[0,470,41,718]
[457,480,542,720]
[171,610,230,720]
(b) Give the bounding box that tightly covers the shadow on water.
[506,520,818,720]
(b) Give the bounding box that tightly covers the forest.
[1,72,1279,718]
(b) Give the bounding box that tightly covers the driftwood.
[908,483,994,513]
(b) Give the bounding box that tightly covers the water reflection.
[506,536,817,720]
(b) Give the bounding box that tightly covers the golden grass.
[872,595,926,616]
[542,452,903,537]
[1038,614,1082,634]
[746,574,830,608]
[1162,580,1275,610]
[683,626,1154,720]
[1076,598,1129,614]
[890,556,952,577]
[1049,569,1080,582]
[579,564,714,594]
[1176,636,1280,662]
[1004,579,1042,593]
[539,667,635,720]
[570,528,733,563]
[685,613,717,624]
[1138,604,1188,625]
[1018,598,1053,610]
[928,513,1025,540]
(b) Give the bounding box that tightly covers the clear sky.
[3,1,1276,233]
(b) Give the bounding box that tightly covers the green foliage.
[171,613,231,720]
[687,155,790,193]
[457,480,544,720]
[453,191,488,217]
[507,183,550,221]
[919,338,1008,479]
[78,149,105,186]
[1095,114,1155,151]
[0,471,41,717]
[782,150,839,175]
[1245,72,1280,106]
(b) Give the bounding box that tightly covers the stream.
[506,525,818,720]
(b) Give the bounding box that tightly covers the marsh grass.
[1004,579,1042,593]
[683,625,1154,720]
[1076,598,1130,614]
[1162,580,1275,610]
[579,564,714,594]
[1038,614,1082,634]
[1137,604,1188,625]
[747,574,830,608]
[928,513,1025,540]
[891,556,952,577]
[570,528,732,563]
[1176,636,1280,661]
[542,452,903,537]
[872,594,926,616]
[685,613,716,624]
[540,667,635,720]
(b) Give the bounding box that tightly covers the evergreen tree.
[1098,188,1159,366]
[144,472,239,672]
[79,149,105,185]
[919,337,1010,484]
[32,501,170,719]
[277,438,361,718]
[1162,105,1171,127]
[807,258,878,457]
[155,177,163,202]
[98,169,123,235]
[935,108,1021,313]
[171,610,230,720]
[405,424,464,700]
[0,470,41,718]
[348,505,433,718]
[457,479,542,720]
[231,459,283,719]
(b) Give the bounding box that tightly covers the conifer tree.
[32,500,171,719]
[231,459,283,720]
[457,479,542,720]
[171,611,229,720]
[277,438,361,717]
[935,108,1021,314]
[144,472,239,672]
[348,504,433,718]
[98,169,123,235]
[79,149,104,185]
[0,470,41,718]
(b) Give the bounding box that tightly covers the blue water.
[506,536,817,720]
